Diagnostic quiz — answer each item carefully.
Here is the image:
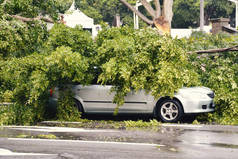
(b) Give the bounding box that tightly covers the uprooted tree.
[120,0,173,34]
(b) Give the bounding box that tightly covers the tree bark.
[119,0,154,25]
[154,0,161,18]
[162,0,173,27]
[141,0,156,18]
[154,16,170,34]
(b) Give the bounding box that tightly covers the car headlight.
[194,93,209,99]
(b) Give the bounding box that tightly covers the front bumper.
[176,95,215,114]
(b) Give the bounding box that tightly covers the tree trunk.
[154,16,170,34]
[162,0,173,28]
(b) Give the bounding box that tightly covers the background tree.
[172,0,200,28]
[204,0,235,25]
[172,0,235,28]
[74,0,146,27]
[74,0,235,29]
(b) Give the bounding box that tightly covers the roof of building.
[64,2,94,28]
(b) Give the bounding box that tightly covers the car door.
[74,85,112,113]
[75,85,150,113]
[91,85,150,113]
[119,89,150,113]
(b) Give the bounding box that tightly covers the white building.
[48,2,101,38]
[171,25,212,38]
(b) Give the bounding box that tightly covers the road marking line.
[0,148,57,156]
[7,126,119,133]
[8,138,163,147]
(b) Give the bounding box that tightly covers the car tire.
[157,99,183,123]
[74,100,84,117]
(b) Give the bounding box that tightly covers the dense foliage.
[0,0,72,58]
[46,24,96,57]
[0,0,238,125]
[56,85,82,121]
[185,33,238,125]
[0,0,72,18]
[0,19,48,58]
[96,27,199,107]
[0,46,92,124]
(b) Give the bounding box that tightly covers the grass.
[38,119,162,130]
[16,134,57,139]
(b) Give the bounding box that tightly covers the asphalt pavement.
[0,124,238,159]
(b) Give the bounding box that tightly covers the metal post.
[133,0,153,29]
[200,0,204,31]
[134,1,139,29]
[133,12,136,29]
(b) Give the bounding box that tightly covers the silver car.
[51,85,215,123]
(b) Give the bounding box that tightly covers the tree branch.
[141,0,156,18]
[188,45,238,54]
[120,0,153,25]
[9,15,54,23]
[154,0,161,18]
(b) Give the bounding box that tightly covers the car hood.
[177,86,213,94]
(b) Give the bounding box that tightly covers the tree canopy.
[74,0,235,29]
[173,0,235,28]
[74,0,139,26]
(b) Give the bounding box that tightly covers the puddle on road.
[156,145,180,153]
[0,127,34,138]
[0,126,183,146]
[182,129,238,135]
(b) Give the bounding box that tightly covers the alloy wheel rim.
[161,102,179,121]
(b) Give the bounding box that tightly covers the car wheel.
[74,100,84,117]
[158,99,183,123]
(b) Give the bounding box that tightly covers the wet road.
[0,124,238,159]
